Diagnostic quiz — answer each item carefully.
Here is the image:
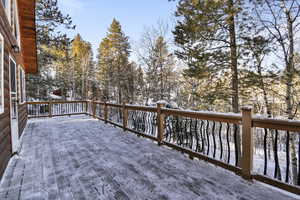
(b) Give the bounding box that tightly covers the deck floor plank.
[0,116,298,200]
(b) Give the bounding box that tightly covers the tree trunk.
[228,0,241,166]
[228,0,239,113]
[286,13,298,185]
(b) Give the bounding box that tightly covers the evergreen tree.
[173,0,253,113]
[173,0,255,166]
[27,0,75,100]
[97,19,132,103]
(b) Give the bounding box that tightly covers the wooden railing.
[27,101,87,118]
[27,100,300,195]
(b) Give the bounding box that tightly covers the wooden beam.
[241,107,253,180]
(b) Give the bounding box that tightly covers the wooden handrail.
[27,100,86,104]
[106,103,123,108]
[125,105,157,112]
[161,108,242,124]
[253,117,300,132]
[26,101,300,132]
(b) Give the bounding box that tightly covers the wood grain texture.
[17,0,37,74]
[18,103,27,137]
[0,39,13,178]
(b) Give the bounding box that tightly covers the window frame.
[9,55,17,97]
[0,33,4,114]
[11,0,20,45]
[1,0,10,24]
[1,0,6,8]
[1,0,20,44]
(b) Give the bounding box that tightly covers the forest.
[28,0,300,121]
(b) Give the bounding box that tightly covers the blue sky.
[58,0,178,59]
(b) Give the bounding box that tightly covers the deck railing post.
[49,100,52,118]
[104,102,108,123]
[241,106,253,180]
[157,103,165,145]
[123,102,128,131]
[92,101,96,118]
[85,101,88,114]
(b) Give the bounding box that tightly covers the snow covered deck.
[0,115,298,200]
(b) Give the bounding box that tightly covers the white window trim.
[0,0,5,9]
[0,0,8,12]
[1,0,11,25]
[18,66,26,104]
[9,55,17,96]
[7,0,11,25]
[0,33,3,114]
[2,0,20,45]
[13,0,20,46]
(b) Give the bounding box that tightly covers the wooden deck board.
[0,115,298,200]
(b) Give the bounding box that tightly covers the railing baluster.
[206,120,210,156]
[122,103,128,131]
[175,116,180,145]
[226,123,230,164]
[212,121,216,158]
[234,124,239,167]
[285,131,290,183]
[298,133,300,186]
[219,122,223,160]
[200,120,204,153]
[263,128,268,175]
[274,129,281,180]
[194,120,199,152]
[179,119,184,146]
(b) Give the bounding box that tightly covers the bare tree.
[255,0,300,185]
[136,21,177,104]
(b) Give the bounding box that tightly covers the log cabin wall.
[0,1,31,177]
[0,42,12,177]
[18,102,27,137]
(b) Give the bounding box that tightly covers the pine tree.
[173,0,255,166]
[97,19,131,103]
[27,0,75,100]
[173,0,254,112]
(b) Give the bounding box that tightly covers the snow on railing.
[26,100,300,195]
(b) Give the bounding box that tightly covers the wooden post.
[241,107,253,180]
[49,100,52,118]
[122,102,128,131]
[157,103,165,145]
[104,102,108,123]
[85,101,88,114]
[92,101,96,118]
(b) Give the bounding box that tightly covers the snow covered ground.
[0,115,298,200]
